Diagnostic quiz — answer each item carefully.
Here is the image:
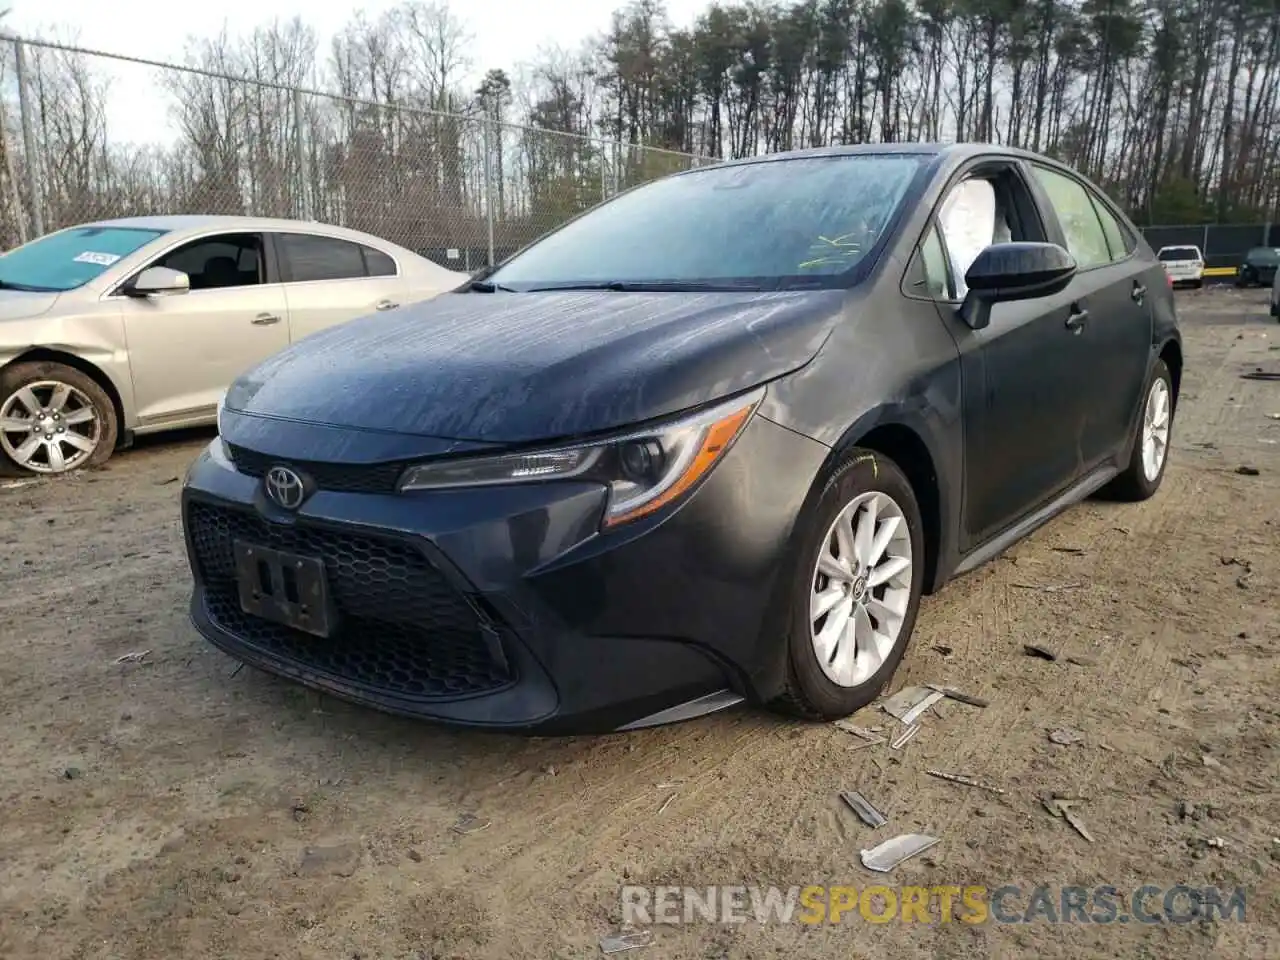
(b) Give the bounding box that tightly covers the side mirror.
[958,242,1077,330]
[127,266,190,297]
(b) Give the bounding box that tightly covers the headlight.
[397,387,764,527]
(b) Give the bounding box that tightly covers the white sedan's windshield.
[0,226,166,292]
[490,154,927,290]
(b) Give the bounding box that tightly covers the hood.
[225,289,847,444]
[0,289,61,322]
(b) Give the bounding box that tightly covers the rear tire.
[770,448,925,720]
[1103,358,1174,502]
[1193,278,1204,289]
[0,361,118,477]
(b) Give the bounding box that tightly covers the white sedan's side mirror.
[128,266,190,297]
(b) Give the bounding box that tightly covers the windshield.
[1245,247,1280,265]
[1158,247,1200,262]
[488,154,928,291]
[0,225,167,292]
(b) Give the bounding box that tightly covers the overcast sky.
[7,0,710,144]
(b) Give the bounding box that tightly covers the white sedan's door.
[273,232,409,342]
[122,232,289,427]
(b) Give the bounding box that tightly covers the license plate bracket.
[233,539,335,638]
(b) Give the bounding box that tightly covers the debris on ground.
[1023,644,1058,661]
[63,767,82,780]
[298,842,362,877]
[924,770,1006,795]
[932,644,954,656]
[1065,655,1097,667]
[0,478,39,490]
[155,476,179,485]
[113,650,152,664]
[859,833,940,873]
[881,686,944,725]
[452,814,492,835]
[1202,754,1224,769]
[1051,546,1086,555]
[600,930,653,954]
[657,793,676,815]
[889,724,920,751]
[926,685,990,708]
[832,718,885,747]
[1043,795,1094,842]
[1235,465,1261,476]
[1048,728,1085,746]
[1012,582,1083,594]
[840,790,888,828]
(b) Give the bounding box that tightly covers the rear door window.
[278,234,369,283]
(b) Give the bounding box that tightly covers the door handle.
[375,299,399,311]
[1131,283,1146,304]
[252,313,281,325]
[1065,305,1089,333]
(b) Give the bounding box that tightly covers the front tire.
[770,448,925,720]
[1104,358,1174,502]
[0,362,117,476]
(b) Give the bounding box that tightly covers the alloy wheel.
[1141,376,1171,482]
[0,380,102,474]
[809,491,913,688]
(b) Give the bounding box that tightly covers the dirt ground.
[1,287,1277,960]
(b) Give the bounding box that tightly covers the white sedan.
[0,215,470,475]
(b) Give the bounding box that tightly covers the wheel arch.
[2,348,129,448]
[1157,336,1182,413]
[825,413,952,595]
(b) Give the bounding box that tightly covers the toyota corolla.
[181,143,1182,734]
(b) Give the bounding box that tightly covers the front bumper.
[181,414,828,734]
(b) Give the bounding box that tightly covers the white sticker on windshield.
[74,251,121,266]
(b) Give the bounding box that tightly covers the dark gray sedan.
[181,143,1181,733]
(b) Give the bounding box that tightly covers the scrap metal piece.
[840,790,888,828]
[890,723,920,750]
[452,813,491,835]
[1043,796,1095,842]
[859,833,940,873]
[925,769,1006,795]
[600,930,654,954]
[833,718,881,740]
[926,685,990,708]
[881,686,944,725]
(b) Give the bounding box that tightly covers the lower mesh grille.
[186,500,512,700]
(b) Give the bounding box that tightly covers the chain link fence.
[0,35,708,268]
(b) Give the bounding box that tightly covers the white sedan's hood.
[0,289,60,322]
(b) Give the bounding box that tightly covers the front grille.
[187,501,512,700]
[226,443,403,494]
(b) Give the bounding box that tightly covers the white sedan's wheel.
[809,491,913,688]
[0,362,118,477]
[0,380,103,473]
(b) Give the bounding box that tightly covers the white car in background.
[0,215,470,475]
[1156,244,1206,288]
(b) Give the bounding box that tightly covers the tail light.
[1166,274,1174,287]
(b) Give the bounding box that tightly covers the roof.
[82,214,372,233]
[691,140,1072,172]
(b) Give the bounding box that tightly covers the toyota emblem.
[264,465,307,510]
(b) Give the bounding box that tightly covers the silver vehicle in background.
[0,216,469,475]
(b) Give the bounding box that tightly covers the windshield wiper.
[522,279,765,293]
[467,279,518,293]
